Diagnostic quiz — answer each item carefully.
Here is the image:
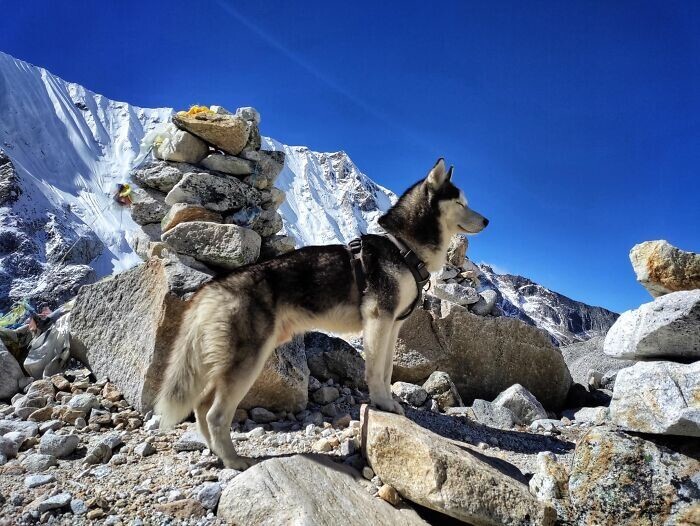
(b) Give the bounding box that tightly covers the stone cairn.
[128,105,295,276]
[431,235,499,316]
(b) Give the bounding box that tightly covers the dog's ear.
[426,158,448,189]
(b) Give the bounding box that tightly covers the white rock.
[153,123,209,164]
[603,290,700,360]
[390,382,428,406]
[200,153,255,176]
[609,361,699,436]
[25,474,55,488]
[493,384,548,425]
[196,482,222,510]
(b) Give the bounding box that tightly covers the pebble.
[24,474,56,488]
[39,432,79,458]
[218,469,241,483]
[134,442,155,457]
[247,426,265,439]
[143,415,161,431]
[362,466,375,480]
[168,489,185,502]
[37,492,72,513]
[313,438,333,452]
[174,431,207,451]
[195,482,222,510]
[70,498,88,515]
[21,453,58,472]
[377,484,402,506]
[250,407,276,423]
[312,386,340,404]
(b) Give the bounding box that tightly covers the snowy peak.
[479,264,618,345]
[263,138,396,246]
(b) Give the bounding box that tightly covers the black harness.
[347,235,431,320]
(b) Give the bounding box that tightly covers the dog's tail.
[155,305,207,429]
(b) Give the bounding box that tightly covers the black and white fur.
[156,158,489,469]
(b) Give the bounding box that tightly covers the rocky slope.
[480,265,618,345]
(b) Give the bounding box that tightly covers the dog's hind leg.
[364,312,404,415]
[206,338,277,470]
[194,388,214,450]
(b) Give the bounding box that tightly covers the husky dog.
[156,158,488,469]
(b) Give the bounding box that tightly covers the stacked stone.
[431,235,498,316]
[603,240,699,437]
[128,105,295,275]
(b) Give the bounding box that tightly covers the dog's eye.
[456,202,465,208]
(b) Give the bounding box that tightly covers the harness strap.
[348,235,431,321]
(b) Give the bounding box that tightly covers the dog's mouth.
[457,225,482,234]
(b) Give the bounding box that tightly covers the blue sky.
[2,1,699,312]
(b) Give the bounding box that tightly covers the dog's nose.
[483,218,489,227]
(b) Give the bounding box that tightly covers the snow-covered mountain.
[0,51,615,345]
[479,265,618,345]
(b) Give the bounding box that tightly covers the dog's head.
[378,158,489,270]
[425,158,489,235]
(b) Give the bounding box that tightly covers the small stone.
[134,442,155,457]
[340,439,355,456]
[312,438,332,452]
[24,474,55,488]
[70,498,88,515]
[27,406,54,422]
[362,466,375,480]
[0,436,19,458]
[21,453,58,472]
[67,393,99,414]
[143,415,161,431]
[218,469,241,483]
[87,509,106,520]
[249,407,276,424]
[37,492,71,513]
[312,386,340,404]
[333,414,352,429]
[377,484,402,506]
[102,382,123,402]
[174,431,207,452]
[196,482,222,510]
[391,382,428,406]
[51,375,70,392]
[74,417,87,430]
[247,427,265,439]
[168,489,185,502]
[39,433,79,458]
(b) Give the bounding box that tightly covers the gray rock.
[304,332,366,389]
[470,399,516,429]
[67,393,99,414]
[162,221,260,270]
[174,431,207,452]
[433,282,480,306]
[144,415,161,431]
[37,492,72,513]
[235,106,261,125]
[609,361,699,436]
[70,498,88,515]
[493,384,548,425]
[239,336,309,413]
[244,151,285,190]
[173,112,250,156]
[395,297,571,409]
[422,371,463,410]
[196,482,222,511]
[130,186,169,225]
[390,382,427,406]
[0,345,26,400]
[21,453,58,472]
[134,442,155,457]
[446,235,468,267]
[153,123,210,164]
[435,265,460,281]
[260,235,296,260]
[260,187,285,211]
[25,474,55,488]
[573,406,609,425]
[70,259,192,412]
[561,336,633,387]
[160,202,223,233]
[165,170,263,213]
[312,387,340,405]
[363,408,555,525]
[569,428,700,525]
[161,258,212,297]
[0,420,39,439]
[132,160,194,193]
[0,436,19,458]
[630,239,700,297]
[603,290,700,360]
[226,206,283,237]
[200,153,255,176]
[470,289,498,316]
[39,432,79,458]
[249,407,276,424]
[217,454,428,525]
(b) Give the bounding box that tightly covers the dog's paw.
[223,455,255,470]
[372,398,405,416]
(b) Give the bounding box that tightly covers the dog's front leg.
[363,312,404,415]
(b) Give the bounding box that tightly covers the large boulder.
[446,235,468,266]
[630,240,700,297]
[569,428,700,525]
[432,282,479,306]
[69,259,211,411]
[603,290,700,360]
[173,112,250,156]
[361,408,555,525]
[165,171,262,213]
[239,336,309,413]
[395,297,571,409]
[217,454,428,525]
[161,222,260,270]
[152,123,209,164]
[0,342,28,400]
[609,361,699,437]
[561,335,633,386]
